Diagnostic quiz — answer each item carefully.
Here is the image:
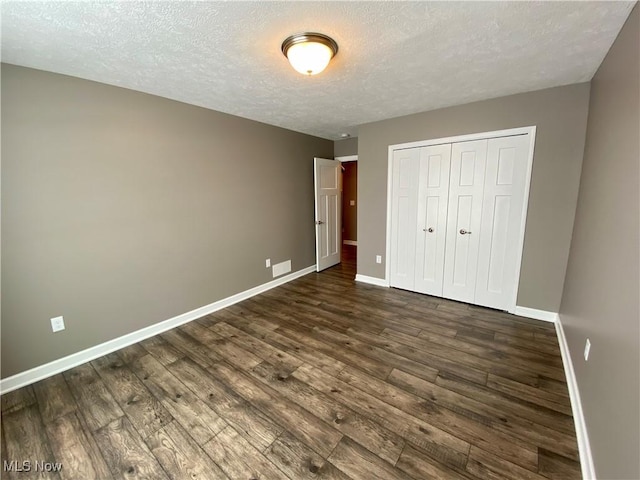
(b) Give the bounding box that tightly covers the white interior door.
[314,158,341,272]
[442,140,488,303]
[475,135,531,310]
[414,144,452,296]
[389,148,420,289]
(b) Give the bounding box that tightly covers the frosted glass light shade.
[282,33,338,76]
[286,42,333,75]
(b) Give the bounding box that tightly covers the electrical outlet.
[375,255,382,264]
[51,316,65,333]
[265,258,271,268]
[584,338,591,361]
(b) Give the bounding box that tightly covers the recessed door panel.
[486,195,511,293]
[325,194,339,256]
[496,147,516,185]
[390,149,420,290]
[443,140,487,303]
[423,196,440,280]
[320,165,338,189]
[427,155,442,187]
[452,195,474,286]
[415,144,452,296]
[396,196,411,275]
[459,151,477,186]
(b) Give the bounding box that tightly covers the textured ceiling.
[1,1,635,140]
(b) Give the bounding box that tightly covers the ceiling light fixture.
[281,32,338,76]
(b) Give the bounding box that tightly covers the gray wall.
[334,137,358,157]
[559,5,639,479]
[1,64,333,379]
[358,83,590,311]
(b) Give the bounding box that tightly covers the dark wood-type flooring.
[1,246,581,479]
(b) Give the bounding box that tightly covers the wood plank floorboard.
[45,412,114,480]
[0,246,581,479]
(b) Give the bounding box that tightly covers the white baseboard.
[0,265,316,395]
[555,315,596,480]
[355,274,389,288]
[514,306,559,323]
[343,240,358,246]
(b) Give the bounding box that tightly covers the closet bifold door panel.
[442,140,488,303]
[474,135,531,310]
[414,144,452,296]
[389,148,420,290]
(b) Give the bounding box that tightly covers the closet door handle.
[459,229,472,235]
[316,220,324,225]
[423,227,434,233]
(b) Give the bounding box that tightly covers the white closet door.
[443,140,487,303]
[389,148,420,290]
[414,144,452,296]
[475,135,530,310]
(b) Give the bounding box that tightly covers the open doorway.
[336,154,358,268]
[340,159,357,246]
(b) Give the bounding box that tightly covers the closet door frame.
[384,126,536,314]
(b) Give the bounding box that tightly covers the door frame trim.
[385,126,537,313]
